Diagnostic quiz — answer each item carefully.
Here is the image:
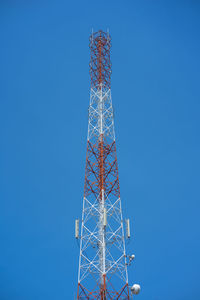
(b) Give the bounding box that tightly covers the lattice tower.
[76,30,137,300]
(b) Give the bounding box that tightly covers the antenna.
[75,219,79,239]
[126,218,131,239]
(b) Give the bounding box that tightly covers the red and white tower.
[76,30,140,300]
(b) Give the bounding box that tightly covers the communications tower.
[75,30,140,300]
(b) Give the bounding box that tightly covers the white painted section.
[78,84,129,285]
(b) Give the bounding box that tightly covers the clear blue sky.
[0,1,200,299]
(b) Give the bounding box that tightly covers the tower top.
[89,30,111,89]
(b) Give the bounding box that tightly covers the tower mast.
[76,30,139,300]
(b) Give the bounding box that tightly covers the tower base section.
[77,282,130,300]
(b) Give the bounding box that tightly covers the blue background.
[0,1,200,299]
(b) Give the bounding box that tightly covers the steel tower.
[76,30,140,300]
